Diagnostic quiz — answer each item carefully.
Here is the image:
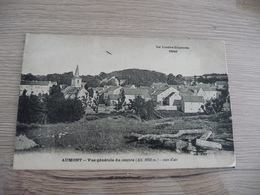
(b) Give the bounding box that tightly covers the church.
[62,66,88,101]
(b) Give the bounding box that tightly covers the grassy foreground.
[16,111,233,153]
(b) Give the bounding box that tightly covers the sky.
[22,34,228,76]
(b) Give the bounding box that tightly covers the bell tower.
[71,65,82,88]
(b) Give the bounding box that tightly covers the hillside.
[103,69,168,86]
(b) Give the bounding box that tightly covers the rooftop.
[106,86,122,91]
[182,95,204,103]
[124,88,151,99]
[62,86,82,94]
[21,80,53,86]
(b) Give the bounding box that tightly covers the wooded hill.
[102,69,168,86]
[21,69,227,87]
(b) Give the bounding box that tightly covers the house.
[179,87,196,97]
[196,83,213,88]
[107,94,120,106]
[103,86,122,101]
[103,86,122,99]
[151,82,168,89]
[163,92,182,106]
[20,80,57,96]
[124,88,151,104]
[101,76,120,86]
[151,87,179,106]
[93,87,105,94]
[181,96,204,113]
[154,92,182,111]
[105,86,122,94]
[197,87,221,101]
[119,79,126,86]
[62,66,88,101]
[123,85,136,89]
[139,86,151,90]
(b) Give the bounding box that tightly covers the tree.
[194,75,197,83]
[131,95,146,118]
[115,88,125,110]
[92,91,99,113]
[201,98,225,114]
[99,72,107,79]
[49,85,62,97]
[144,100,157,120]
[167,74,179,85]
[175,74,185,84]
[212,98,224,112]
[85,86,94,98]
[82,75,100,87]
[45,85,84,123]
[176,74,183,80]
[130,96,156,120]
[17,90,45,124]
[21,73,37,81]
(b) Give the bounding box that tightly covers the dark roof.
[106,86,121,92]
[124,88,151,99]
[62,86,79,94]
[182,96,204,103]
[62,86,87,99]
[21,80,51,86]
[151,89,165,96]
[180,92,194,96]
[164,92,175,100]
[179,87,191,93]
[179,87,194,96]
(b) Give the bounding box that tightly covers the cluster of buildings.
[20,66,229,113]
[102,81,227,113]
[19,80,57,96]
[19,66,88,101]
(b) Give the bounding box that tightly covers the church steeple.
[71,65,82,88]
[75,65,79,77]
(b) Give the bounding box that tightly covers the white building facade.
[20,81,57,96]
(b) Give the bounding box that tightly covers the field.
[15,111,234,154]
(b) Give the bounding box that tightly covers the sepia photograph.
[13,34,235,169]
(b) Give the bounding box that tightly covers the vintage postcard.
[13,34,235,169]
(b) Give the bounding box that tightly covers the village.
[19,66,230,115]
[16,66,233,154]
